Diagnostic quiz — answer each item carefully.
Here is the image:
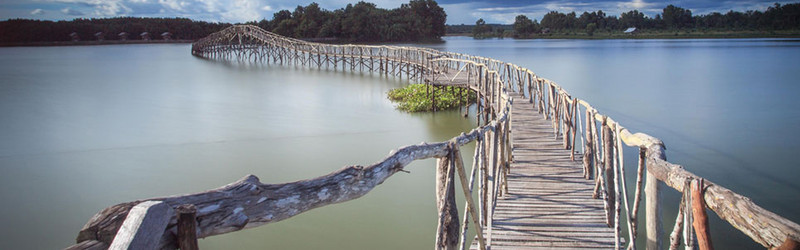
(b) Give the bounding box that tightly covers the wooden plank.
[108,201,174,250]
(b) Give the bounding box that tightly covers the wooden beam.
[108,201,174,250]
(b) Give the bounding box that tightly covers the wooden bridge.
[68,25,800,250]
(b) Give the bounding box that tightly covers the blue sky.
[1,0,795,24]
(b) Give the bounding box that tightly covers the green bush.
[388,84,476,112]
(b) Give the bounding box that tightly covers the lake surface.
[1,37,798,249]
[0,44,476,249]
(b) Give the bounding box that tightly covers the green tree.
[620,10,646,28]
[472,18,491,38]
[585,23,597,36]
[662,5,693,29]
[513,15,537,38]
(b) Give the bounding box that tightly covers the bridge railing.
[70,25,799,250]
[456,46,800,249]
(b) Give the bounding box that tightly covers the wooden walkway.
[471,93,617,249]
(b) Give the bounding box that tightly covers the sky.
[0,0,795,25]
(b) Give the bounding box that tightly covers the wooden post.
[176,204,199,250]
[646,144,665,250]
[436,149,459,250]
[602,120,615,227]
[452,143,487,250]
[692,179,713,250]
[583,109,594,180]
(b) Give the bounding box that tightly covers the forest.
[0,0,446,44]
[468,3,800,38]
[0,17,230,43]
[244,0,446,42]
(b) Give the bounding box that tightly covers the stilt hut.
[161,32,172,40]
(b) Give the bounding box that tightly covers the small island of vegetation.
[388,84,475,112]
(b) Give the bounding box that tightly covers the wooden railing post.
[646,144,665,250]
[176,204,199,250]
[602,119,615,227]
[436,146,459,250]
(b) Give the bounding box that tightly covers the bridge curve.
[70,25,800,250]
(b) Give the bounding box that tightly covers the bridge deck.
[471,93,617,249]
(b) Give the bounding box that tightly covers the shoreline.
[0,39,194,47]
[445,31,800,40]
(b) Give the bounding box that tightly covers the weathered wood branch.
[646,144,800,248]
[71,120,509,249]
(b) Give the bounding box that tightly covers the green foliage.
[585,23,597,36]
[513,15,539,38]
[662,5,693,29]
[387,84,476,112]
[472,18,491,38]
[257,0,446,42]
[451,3,800,39]
[0,17,230,43]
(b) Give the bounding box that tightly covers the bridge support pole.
[435,147,459,250]
[646,144,665,250]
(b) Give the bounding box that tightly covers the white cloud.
[261,5,272,11]
[48,0,131,16]
[158,0,184,12]
[220,0,262,22]
[61,7,84,15]
[30,8,45,15]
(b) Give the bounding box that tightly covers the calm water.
[0,38,798,249]
[0,44,476,249]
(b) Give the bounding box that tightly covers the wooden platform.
[471,93,617,249]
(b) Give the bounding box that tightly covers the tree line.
[245,0,446,42]
[0,0,446,44]
[0,17,230,43]
[468,3,800,38]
